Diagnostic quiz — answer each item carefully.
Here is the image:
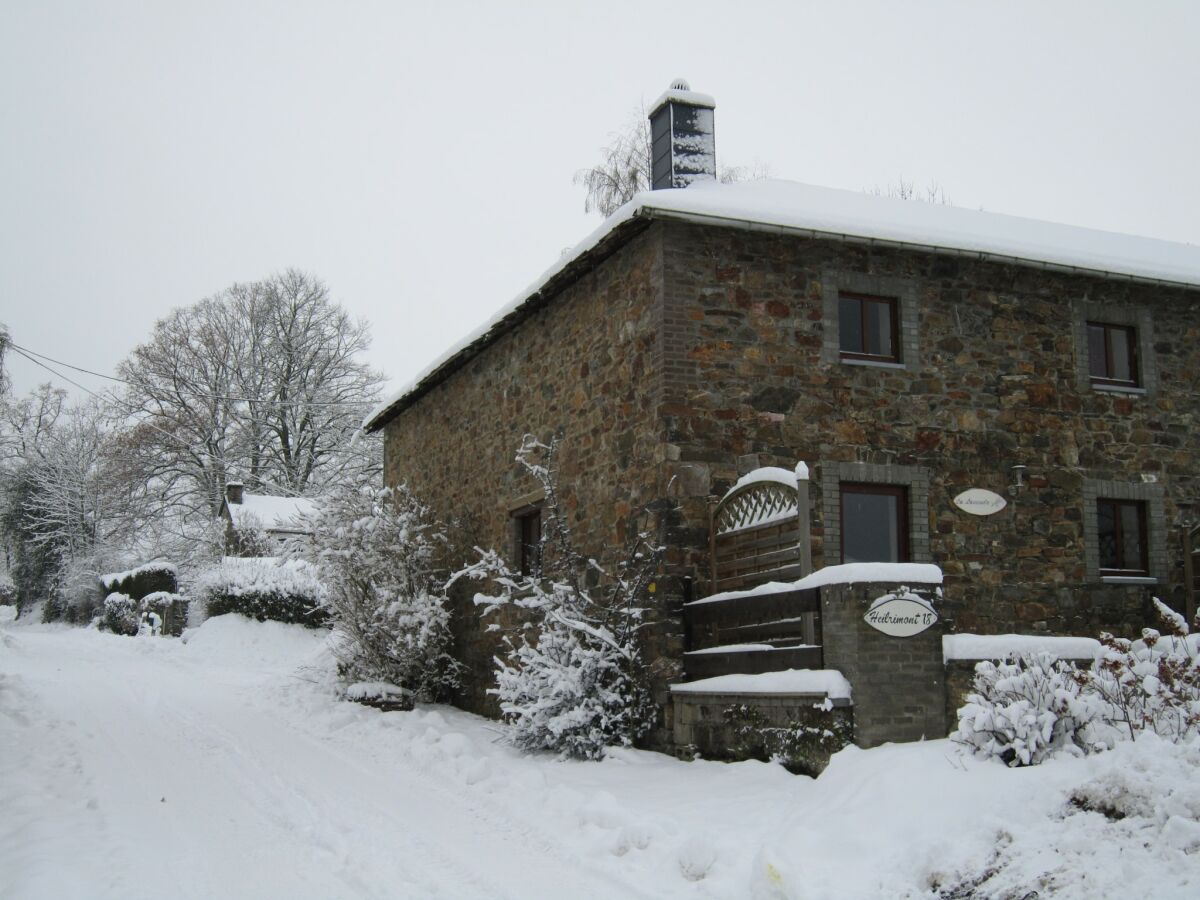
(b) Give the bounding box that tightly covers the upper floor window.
[841,483,910,563]
[1087,322,1139,388]
[838,292,900,363]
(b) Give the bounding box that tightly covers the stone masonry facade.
[656,220,1199,637]
[381,215,1200,747]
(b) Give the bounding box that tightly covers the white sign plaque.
[863,592,938,638]
[953,488,1007,516]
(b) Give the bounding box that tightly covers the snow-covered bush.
[306,484,458,702]
[1086,599,1200,744]
[100,561,178,599]
[100,592,140,636]
[722,702,853,776]
[228,512,275,559]
[193,557,328,627]
[454,435,659,760]
[952,651,1097,766]
[955,601,1200,765]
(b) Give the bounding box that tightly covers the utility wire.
[9,345,310,500]
[8,340,376,407]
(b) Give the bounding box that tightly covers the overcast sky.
[2,0,1198,402]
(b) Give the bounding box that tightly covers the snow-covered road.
[0,620,664,900]
[3,612,1199,900]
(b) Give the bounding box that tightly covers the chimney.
[648,79,716,190]
[225,481,244,505]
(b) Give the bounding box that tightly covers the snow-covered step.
[669,668,852,702]
[682,643,822,679]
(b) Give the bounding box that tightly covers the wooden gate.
[681,468,820,678]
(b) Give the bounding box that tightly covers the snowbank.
[180,613,329,670]
[4,618,1199,898]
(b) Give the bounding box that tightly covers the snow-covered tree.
[454,435,660,759]
[306,484,458,701]
[12,397,131,619]
[0,384,67,609]
[116,270,383,526]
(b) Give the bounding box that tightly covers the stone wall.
[671,690,852,775]
[656,219,1200,637]
[382,224,685,746]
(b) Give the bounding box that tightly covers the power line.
[8,340,376,407]
[8,346,310,500]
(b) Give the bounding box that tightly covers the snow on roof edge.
[364,179,1200,432]
[362,204,648,431]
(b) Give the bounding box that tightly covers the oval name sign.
[953,488,1007,516]
[863,593,938,638]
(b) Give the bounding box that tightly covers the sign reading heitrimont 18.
[863,591,938,638]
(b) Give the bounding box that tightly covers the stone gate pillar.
[820,578,946,748]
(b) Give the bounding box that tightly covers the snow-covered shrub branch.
[453,434,661,759]
[955,600,1200,765]
[305,484,458,701]
[1087,599,1200,743]
[952,651,1099,766]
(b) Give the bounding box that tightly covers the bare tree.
[117,270,384,531]
[573,104,771,217]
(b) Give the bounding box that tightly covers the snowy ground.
[2,610,1197,900]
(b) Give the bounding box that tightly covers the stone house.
[219,482,317,556]
[364,84,1200,755]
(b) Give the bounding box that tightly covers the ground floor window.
[1097,498,1148,575]
[840,483,909,564]
[512,505,543,576]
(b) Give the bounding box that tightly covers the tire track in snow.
[1,626,659,899]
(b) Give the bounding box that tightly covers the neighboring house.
[219,482,317,556]
[364,83,1200,753]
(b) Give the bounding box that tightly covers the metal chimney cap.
[669,77,691,91]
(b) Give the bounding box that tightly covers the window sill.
[840,357,905,370]
[1091,383,1146,396]
[1100,575,1158,585]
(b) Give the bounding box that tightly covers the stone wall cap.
[689,562,943,607]
[669,668,852,700]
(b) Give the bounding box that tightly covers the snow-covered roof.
[364,178,1200,431]
[226,493,318,533]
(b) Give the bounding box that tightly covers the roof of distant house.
[365,178,1200,432]
[226,493,318,533]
